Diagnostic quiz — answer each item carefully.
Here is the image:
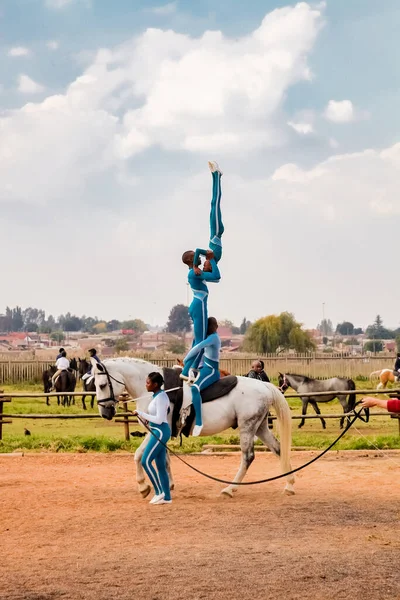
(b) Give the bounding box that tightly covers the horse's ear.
[278,372,283,377]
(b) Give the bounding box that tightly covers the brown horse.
[175,357,230,377]
[370,369,397,389]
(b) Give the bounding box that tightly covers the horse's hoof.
[170,483,175,491]
[284,484,295,496]
[221,487,234,498]
[139,485,151,499]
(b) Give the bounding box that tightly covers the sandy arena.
[1,451,399,600]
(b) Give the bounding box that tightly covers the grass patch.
[1,380,399,453]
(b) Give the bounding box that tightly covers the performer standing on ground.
[134,372,172,505]
[181,161,224,381]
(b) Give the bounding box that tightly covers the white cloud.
[45,0,90,8]
[0,2,324,210]
[17,75,45,94]
[149,1,178,15]
[8,46,31,57]
[287,120,314,134]
[323,99,371,124]
[46,40,60,50]
[269,142,400,217]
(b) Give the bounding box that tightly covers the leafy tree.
[115,337,129,353]
[322,336,328,345]
[318,319,333,336]
[25,322,39,332]
[121,319,147,333]
[239,317,251,335]
[166,305,191,333]
[93,322,107,334]
[396,335,400,353]
[50,331,65,343]
[336,322,354,336]
[365,315,394,340]
[167,340,186,354]
[107,320,121,331]
[244,312,315,353]
[12,307,24,331]
[353,327,363,335]
[364,340,383,353]
[344,338,359,346]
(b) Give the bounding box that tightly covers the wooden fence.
[0,354,395,384]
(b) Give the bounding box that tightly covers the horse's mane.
[103,357,157,366]
[286,373,313,383]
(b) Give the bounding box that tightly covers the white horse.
[91,357,295,498]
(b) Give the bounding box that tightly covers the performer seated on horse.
[183,317,221,436]
[82,348,101,384]
[51,350,70,389]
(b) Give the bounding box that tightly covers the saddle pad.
[200,375,238,403]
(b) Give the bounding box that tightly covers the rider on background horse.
[82,348,101,385]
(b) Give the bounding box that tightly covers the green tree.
[107,320,121,331]
[115,337,129,353]
[167,340,186,354]
[12,306,24,331]
[336,321,354,336]
[50,331,65,343]
[364,340,383,353]
[244,312,315,354]
[166,305,191,333]
[239,317,251,335]
[121,319,147,333]
[318,319,333,336]
[322,336,328,345]
[366,315,394,340]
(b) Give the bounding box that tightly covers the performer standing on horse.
[180,161,224,382]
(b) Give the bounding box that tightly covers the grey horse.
[278,373,356,429]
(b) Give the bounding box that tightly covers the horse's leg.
[337,395,351,429]
[309,400,326,429]
[91,395,95,409]
[298,399,308,428]
[82,394,87,410]
[134,434,152,498]
[221,427,256,498]
[255,420,295,495]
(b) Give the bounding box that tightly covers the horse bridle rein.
[279,374,289,393]
[96,364,126,406]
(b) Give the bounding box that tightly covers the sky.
[1,0,400,329]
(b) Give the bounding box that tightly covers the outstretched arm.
[184,335,214,363]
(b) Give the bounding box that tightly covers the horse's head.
[92,360,126,421]
[278,372,289,392]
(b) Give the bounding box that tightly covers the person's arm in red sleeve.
[387,398,400,413]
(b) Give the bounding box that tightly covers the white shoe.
[154,499,172,505]
[208,161,222,175]
[149,493,164,504]
[192,425,203,437]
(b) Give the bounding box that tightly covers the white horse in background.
[91,357,295,498]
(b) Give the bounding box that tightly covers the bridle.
[95,364,126,406]
[279,373,289,393]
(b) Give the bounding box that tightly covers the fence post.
[122,399,130,441]
[0,390,3,441]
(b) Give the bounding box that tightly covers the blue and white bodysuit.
[137,390,171,501]
[194,170,224,266]
[181,259,220,378]
[184,332,221,428]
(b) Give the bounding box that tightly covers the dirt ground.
[1,451,400,600]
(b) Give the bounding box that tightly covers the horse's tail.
[347,379,356,411]
[369,370,382,380]
[269,384,294,486]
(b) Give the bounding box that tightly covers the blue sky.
[1,0,400,329]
